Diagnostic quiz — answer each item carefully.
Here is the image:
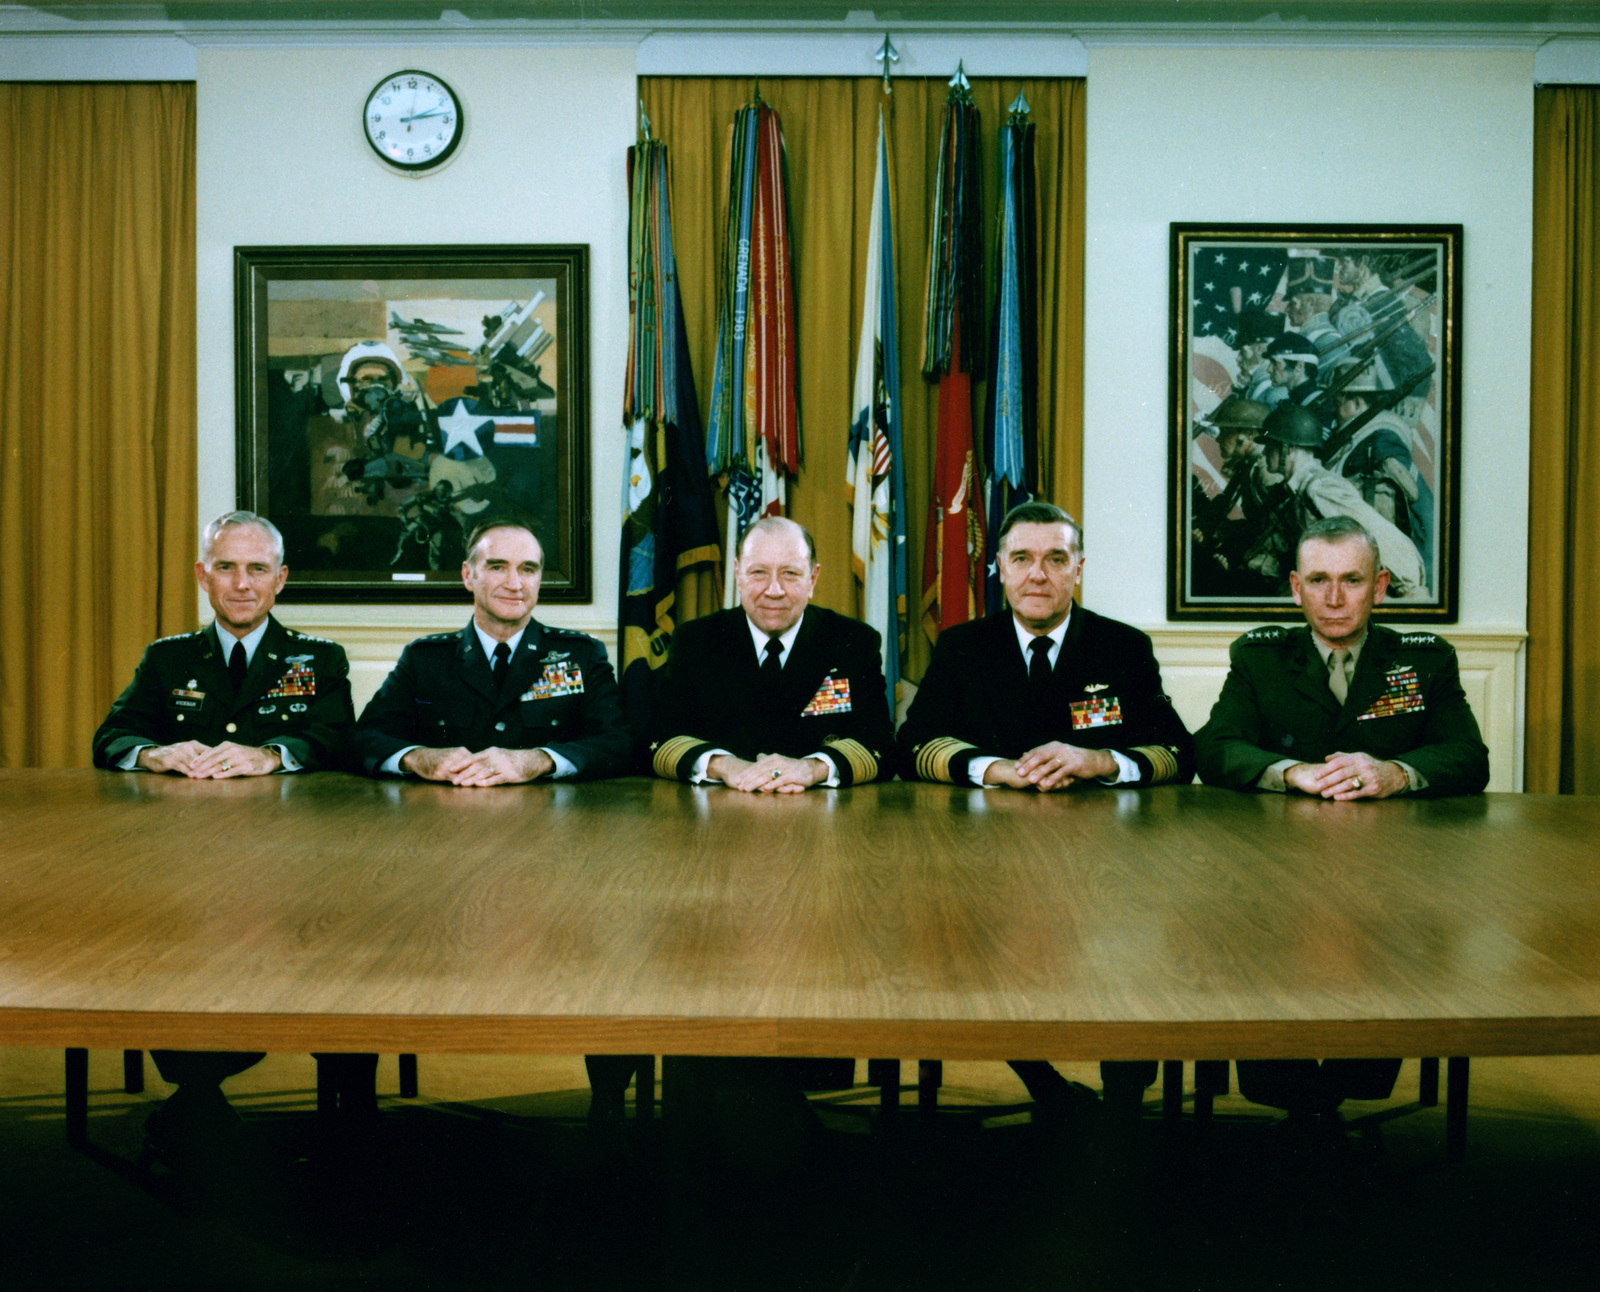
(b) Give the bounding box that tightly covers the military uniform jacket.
[649,606,895,786]
[897,606,1194,786]
[351,619,629,779]
[92,617,353,771]
[1193,622,1489,796]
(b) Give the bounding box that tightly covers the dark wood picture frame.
[235,244,590,602]
[1169,223,1462,622]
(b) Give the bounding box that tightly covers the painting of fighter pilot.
[234,244,590,600]
[1167,224,1461,622]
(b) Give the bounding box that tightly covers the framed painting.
[1168,223,1461,621]
[235,244,590,601]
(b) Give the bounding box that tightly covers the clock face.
[364,70,462,172]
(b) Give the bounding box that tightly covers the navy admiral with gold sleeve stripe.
[648,606,895,786]
[896,606,1194,787]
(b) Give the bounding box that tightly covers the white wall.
[1080,47,1531,787]
[1082,45,1532,631]
[195,42,636,661]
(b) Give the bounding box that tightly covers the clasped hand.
[402,746,554,786]
[710,752,828,794]
[137,741,281,778]
[984,741,1117,792]
[1283,751,1406,800]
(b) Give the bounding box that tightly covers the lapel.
[1289,627,1342,718]
[454,620,499,705]
[1048,603,1088,695]
[191,626,231,704]
[1338,625,1394,732]
[504,620,548,704]
[990,612,1031,694]
[780,609,826,713]
[207,618,286,710]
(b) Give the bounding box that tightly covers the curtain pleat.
[639,76,1084,682]
[0,83,197,768]
[1527,86,1600,793]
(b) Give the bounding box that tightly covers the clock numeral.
[380,95,392,105]
[423,145,433,155]
[376,130,386,140]
[406,148,414,158]
[406,78,418,89]
[390,81,402,91]
[370,114,381,124]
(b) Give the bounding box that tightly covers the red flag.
[921,311,984,642]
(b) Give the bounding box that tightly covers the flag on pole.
[847,107,908,716]
[620,137,722,742]
[982,94,1041,613]
[919,77,986,642]
[704,97,800,605]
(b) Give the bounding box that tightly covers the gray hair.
[200,510,284,566]
[1296,515,1379,571]
[996,500,1083,557]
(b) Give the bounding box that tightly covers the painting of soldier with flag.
[1168,223,1461,622]
[235,244,590,600]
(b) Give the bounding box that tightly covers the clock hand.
[401,107,450,123]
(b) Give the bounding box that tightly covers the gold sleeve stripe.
[652,735,703,779]
[823,737,877,785]
[914,737,978,783]
[1130,744,1180,784]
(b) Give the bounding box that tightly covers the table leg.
[1446,1056,1469,1164]
[398,1053,418,1098]
[635,1056,655,1124]
[918,1059,942,1115]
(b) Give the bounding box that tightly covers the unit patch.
[1070,696,1123,729]
[1357,666,1426,721]
[802,675,852,717]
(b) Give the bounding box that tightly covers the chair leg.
[1446,1057,1469,1163]
[917,1059,942,1114]
[635,1056,655,1123]
[398,1053,418,1098]
[65,1049,88,1148]
[1418,1056,1440,1107]
[123,1049,144,1095]
[1194,1059,1228,1122]
[1162,1060,1184,1126]
[867,1058,900,1116]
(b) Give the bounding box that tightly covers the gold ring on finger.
[1351,776,1362,789]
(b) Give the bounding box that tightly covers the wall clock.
[363,69,463,173]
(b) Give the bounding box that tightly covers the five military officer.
[90,498,1491,1149]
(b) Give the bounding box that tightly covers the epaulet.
[283,628,338,645]
[544,624,598,642]
[1237,625,1290,645]
[413,632,457,643]
[151,630,199,645]
[1395,631,1450,649]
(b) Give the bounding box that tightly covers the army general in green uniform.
[1195,514,1488,1117]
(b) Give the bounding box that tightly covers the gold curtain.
[0,84,197,768]
[1527,87,1600,793]
[639,76,1085,682]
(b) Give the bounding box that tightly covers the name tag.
[1070,696,1123,729]
[802,675,852,716]
[1358,667,1425,721]
[171,688,205,712]
[521,657,585,702]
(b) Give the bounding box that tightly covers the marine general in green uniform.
[1194,514,1489,1117]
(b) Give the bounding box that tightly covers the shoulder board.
[151,629,202,646]
[283,629,337,645]
[1396,631,1449,649]
[412,631,458,644]
[544,624,600,643]
[1238,625,1291,645]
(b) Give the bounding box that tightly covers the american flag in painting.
[1190,247,1289,346]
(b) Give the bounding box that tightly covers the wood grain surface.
[3,770,1599,1059]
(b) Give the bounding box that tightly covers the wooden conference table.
[5,770,1600,1150]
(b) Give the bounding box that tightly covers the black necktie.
[228,640,247,692]
[1028,636,1053,687]
[761,636,784,680]
[492,640,511,692]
